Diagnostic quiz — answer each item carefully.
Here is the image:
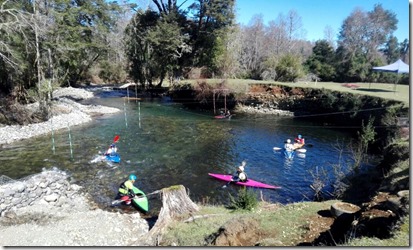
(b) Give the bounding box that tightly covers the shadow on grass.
[356,88,395,93]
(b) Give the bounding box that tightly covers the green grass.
[160,200,409,246]
[160,200,339,246]
[171,79,409,105]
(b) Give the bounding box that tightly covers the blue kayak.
[106,153,121,163]
[284,149,295,159]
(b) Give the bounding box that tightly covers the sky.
[234,0,410,42]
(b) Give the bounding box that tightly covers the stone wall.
[0,168,85,217]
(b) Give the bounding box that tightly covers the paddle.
[113,135,120,143]
[273,146,306,153]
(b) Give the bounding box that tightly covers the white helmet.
[287,139,291,143]
[238,166,244,171]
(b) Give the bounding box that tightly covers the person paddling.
[284,139,294,151]
[293,134,305,149]
[116,174,137,205]
[105,143,118,156]
[231,161,248,183]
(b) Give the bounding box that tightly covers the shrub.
[227,187,258,211]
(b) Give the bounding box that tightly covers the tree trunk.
[143,185,199,245]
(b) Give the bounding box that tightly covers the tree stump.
[144,185,199,245]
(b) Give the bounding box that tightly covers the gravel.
[0,87,120,145]
[0,87,152,246]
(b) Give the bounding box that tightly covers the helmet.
[110,144,115,148]
[238,166,244,171]
[298,135,302,139]
[287,139,291,143]
[129,174,137,181]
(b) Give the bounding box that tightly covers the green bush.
[227,187,258,211]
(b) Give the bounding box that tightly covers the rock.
[12,183,26,193]
[44,194,59,202]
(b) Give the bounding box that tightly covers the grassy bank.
[174,79,409,105]
[159,78,409,247]
[159,201,409,246]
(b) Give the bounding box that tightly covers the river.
[0,88,359,214]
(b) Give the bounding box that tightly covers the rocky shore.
[0,87,119,145]
[0,87,153,246]
[0,169,149,246]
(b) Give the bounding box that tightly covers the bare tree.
[323,25,336,49]
[238,14,266,79]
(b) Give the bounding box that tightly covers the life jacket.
[295,138,305,144]
[118,180,134,195]
[238,171,248,182]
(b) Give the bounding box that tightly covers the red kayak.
[214,115,232,119]
[208,173,281,189]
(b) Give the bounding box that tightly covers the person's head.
[110,143,115,148]
[238,166,244,172]
[298,135,302,139]
[287,139,291,143]
[129,174,137,182]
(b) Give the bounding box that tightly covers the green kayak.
[131,186,149,213]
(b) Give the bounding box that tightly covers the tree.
[336,4,398,82]
[187,0,236,70]
[323,25,336,49]
[124,10,159,87]
[275,54,303,82]
[381,35,400,63]
[305,40,336,81]
[147,13,191,87]
[0,0,123,122]
[237,14,266,79]
[399,39,409,64]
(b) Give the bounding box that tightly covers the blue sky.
[234,0,410,42]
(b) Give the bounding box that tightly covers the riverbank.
[0,86,409,246]
[0,87,120,145]
[0,169,149,246]
[0,87,153,246]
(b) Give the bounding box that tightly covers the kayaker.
[284,139,294,151]
[117,174,137,205]
[105,143,117,156]
[294,134,305,145]
[231,161,248,182]
[293,134,305,149]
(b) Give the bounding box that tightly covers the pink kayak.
[208,173,281,189]
[214,115,232,119]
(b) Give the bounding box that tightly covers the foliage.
[124,0,236,86]
[0,0,123,119]
[275,54,304,82]
[350,118,376,169]
[227,187,258,211]
[335,4,398,82]
[304,40,336,81]
[98,60,128,84]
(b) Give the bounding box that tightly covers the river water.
[0,88,358,213]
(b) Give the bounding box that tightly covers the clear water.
[0,89,357,212]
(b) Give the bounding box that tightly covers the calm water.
[0,88,357,213]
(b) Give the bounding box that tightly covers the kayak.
[208,173,281,189]
[284,149,295,159]
[106,153,121,163]
[131,186,149,213]
[214,115,232,119]
[273,147,307,154]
